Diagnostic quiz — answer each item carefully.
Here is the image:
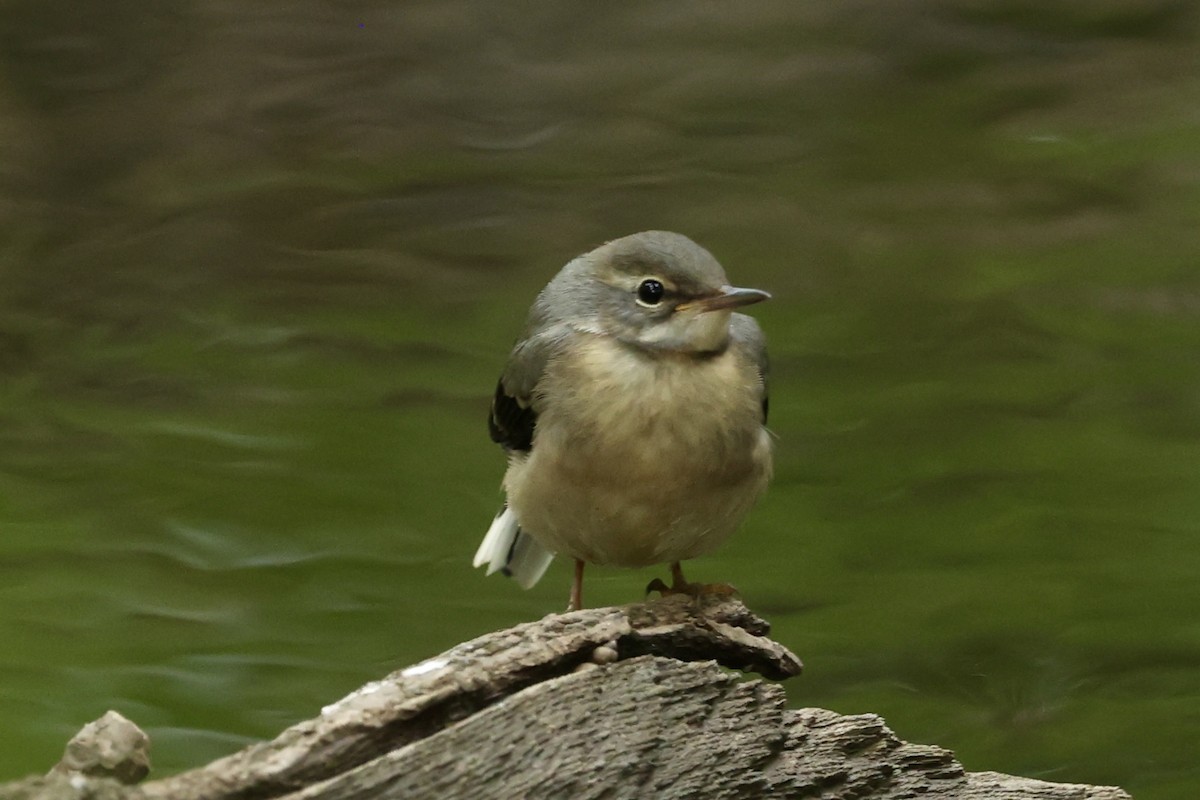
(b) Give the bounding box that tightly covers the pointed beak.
[678,285,772,313]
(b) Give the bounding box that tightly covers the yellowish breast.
[504,333,771,566]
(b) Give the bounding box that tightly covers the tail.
[472,506,554,589]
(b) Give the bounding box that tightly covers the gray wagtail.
[474,231,772,610]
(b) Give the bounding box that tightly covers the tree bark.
[0,595,1129,800]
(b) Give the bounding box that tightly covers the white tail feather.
[473,507,555,588]
[506,533,555,589]
[473,507,519,573]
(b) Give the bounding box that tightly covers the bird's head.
[550,231,769,354]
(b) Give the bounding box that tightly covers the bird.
[473,230,772,611]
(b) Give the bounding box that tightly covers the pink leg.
[568,559,585,611]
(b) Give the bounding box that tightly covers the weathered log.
[0,595,1129,800]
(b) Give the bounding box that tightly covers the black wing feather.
[488,379,537,452]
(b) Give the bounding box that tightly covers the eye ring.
[636,278,665,307]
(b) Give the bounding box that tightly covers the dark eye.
[636,279,665,306]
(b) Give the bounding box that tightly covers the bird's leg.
[646,561,738,600]
[567,559,585,611]
[669,561,688,592]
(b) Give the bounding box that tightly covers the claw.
[646,562,739,602]
[645,577,670,596]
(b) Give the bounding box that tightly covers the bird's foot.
[645,577,739,600]
[646,562,739,610]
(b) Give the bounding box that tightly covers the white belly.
[504,334,772,567]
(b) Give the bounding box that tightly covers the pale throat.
[635,309,731,353]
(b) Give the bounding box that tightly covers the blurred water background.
[0,1,1197,797]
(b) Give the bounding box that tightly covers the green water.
[0,2,1197,797]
